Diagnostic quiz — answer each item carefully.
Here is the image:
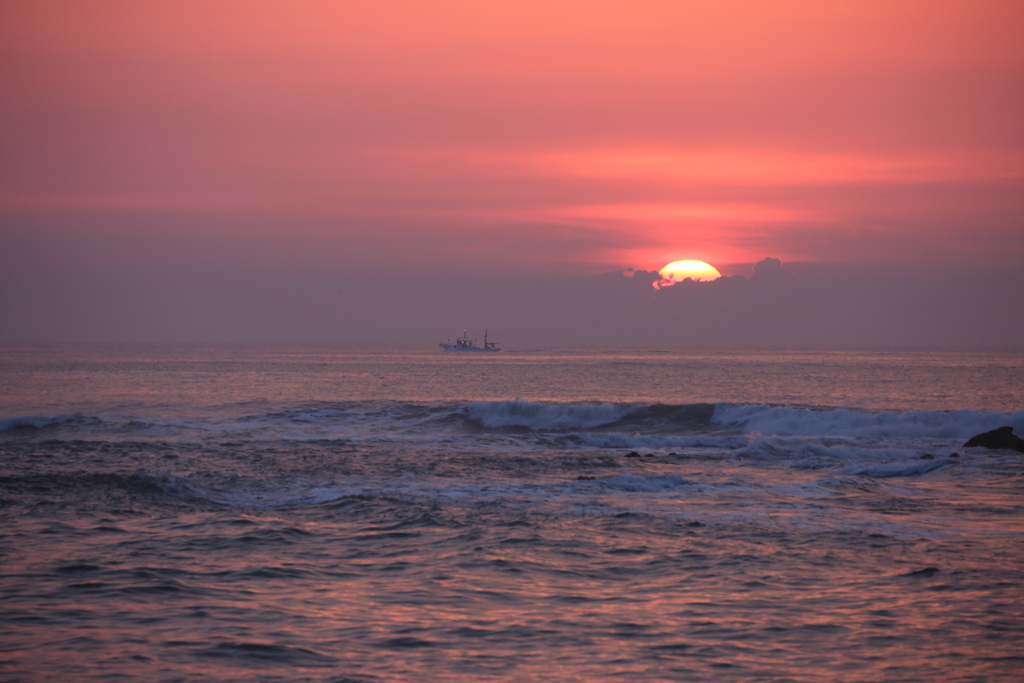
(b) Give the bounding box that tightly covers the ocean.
[2,344,1023,682]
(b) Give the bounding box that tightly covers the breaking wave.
[464,400,717,433]
[713,404,1024,439]
[4,403,1020,456]
[466,400,634,430]
[461,400,1023,448]
[0,414,82,432]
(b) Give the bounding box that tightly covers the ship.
[439,329,500,352]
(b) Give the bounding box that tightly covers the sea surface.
[2,344,1023,682]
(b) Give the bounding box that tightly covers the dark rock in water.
[625,451,641,458]
[963,426,1024,452]
[919,454,935,460]
[903,566,940,578]
[949,452,959,458]
[577,475,596,480]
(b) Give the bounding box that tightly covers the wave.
[730,435,929,465]
[840,459,951,478]
[151,474,362,508]
[466,400,634,430]
[0,414,84,432]
[714,405,1024,440]
[464,400,716,433]
[4,402,1021,451]
[464,400,1024,440]
[599,473,694,492]
[0,470,363,510]
[572,432,745,451]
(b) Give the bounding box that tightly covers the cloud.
[749,257,794,284]
[2,2,1022,273]
[592,267,661,292]
[596,257,792,295]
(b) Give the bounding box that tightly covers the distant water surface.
[1,345,1022,681]
[4,344,1022,413]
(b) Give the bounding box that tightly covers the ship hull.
[439,344,500,352]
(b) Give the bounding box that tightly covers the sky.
[1,0,1022,346]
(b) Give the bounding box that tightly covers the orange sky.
[1,0,1022,273]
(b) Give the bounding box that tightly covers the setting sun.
[655,260,722,288]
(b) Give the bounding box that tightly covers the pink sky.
[2,0,1022,275]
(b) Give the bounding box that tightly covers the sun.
[654,260,721,288]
